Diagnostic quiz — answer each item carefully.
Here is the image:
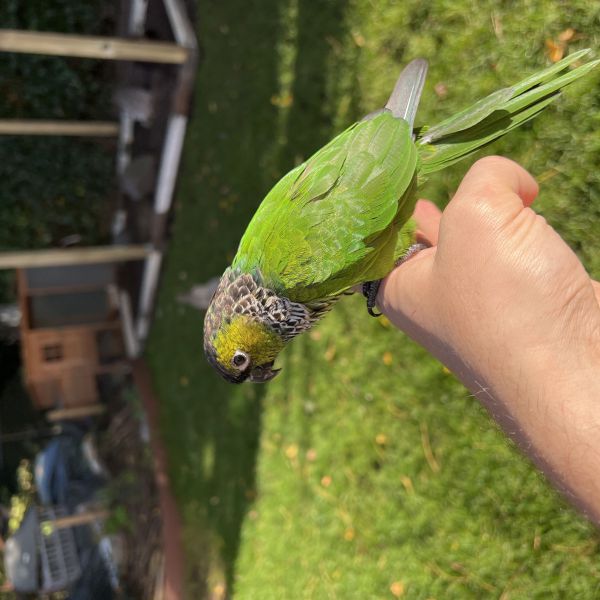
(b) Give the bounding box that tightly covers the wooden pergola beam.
[0,120,119,136]
[46,404,107,421]
[0,245,151,270]
[0,29,188,64]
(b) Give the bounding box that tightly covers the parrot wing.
[417,49,599,174]
[233,112,418,303]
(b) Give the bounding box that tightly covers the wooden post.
[0,120,119,136]
[0,245,150,270]
[0,30,188,64]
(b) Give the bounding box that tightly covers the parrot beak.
[249,362,281,383]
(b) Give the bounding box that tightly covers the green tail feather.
[417,49,599,175]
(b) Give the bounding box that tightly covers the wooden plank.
[44,509,110,530]
[46,403,107,421]
[0,120,119,136]
[0,245,150,270]
[0,30,188,64]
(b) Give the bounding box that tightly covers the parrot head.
[204,312,284,384]
[203,268,287,384]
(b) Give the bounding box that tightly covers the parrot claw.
[362,243,430,317]
[362,280,382,317]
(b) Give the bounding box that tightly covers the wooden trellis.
[0,0,198,354]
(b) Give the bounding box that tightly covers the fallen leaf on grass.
[375,433,388,446]
[545,29,578,63]
[491,12,503,40]
[558,27,575,42]
[400,475,414,494]
[352,31,366,47]
[420,422,441,473]
[270,92,294,108]
[390,581,405,597]
[285,444,299,459]
[545,38,564,62]
[533,528,541,551]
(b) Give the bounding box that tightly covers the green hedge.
[0,1,115,253]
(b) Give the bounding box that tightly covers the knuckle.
[471,155,510,171]
[447,186,513,231]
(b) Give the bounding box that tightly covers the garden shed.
[17,263,128,410]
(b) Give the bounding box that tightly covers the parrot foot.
[362,243,429,317]
[362,280,382,317]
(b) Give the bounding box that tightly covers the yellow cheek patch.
[213,315,284,372]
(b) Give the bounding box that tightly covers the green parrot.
[204,49,598,383]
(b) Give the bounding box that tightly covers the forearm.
[406,319,600,523]
[476,344,600,523]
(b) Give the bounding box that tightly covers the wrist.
[485,330,600,406]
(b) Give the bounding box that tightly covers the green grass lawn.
[146,1,600,597]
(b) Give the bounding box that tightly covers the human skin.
[378,156,600,522]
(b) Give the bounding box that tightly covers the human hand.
[379,156,600,520]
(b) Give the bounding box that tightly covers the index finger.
[414,199,442,246]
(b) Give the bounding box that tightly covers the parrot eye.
[232,350,250,371]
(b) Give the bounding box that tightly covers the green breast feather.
[233,112,418,303]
